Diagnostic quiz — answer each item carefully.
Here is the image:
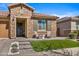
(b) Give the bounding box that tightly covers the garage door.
[0,21,9,38]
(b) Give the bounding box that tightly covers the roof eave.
[8,3,34,12]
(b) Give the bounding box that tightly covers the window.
[33,19,46,31]
[38,20,46,31]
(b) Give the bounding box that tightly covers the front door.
[16,22,25,37]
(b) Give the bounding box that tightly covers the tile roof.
[0,11,58,20]
[57,17,71,23]
[32,13,58,19]
[57,16,79,23]
[0,11,9,17]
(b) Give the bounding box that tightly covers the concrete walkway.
[15,38,41,56]
[28,37,68,41]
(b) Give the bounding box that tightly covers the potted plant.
[11,43,19,53]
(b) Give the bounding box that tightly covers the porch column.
[25,19,27,38]
[26,18,33,38]
[10,15,16,39]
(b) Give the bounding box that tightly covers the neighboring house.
[0,3,58,39]
[57,16,79,37]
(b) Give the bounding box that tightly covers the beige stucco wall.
[0,18,9,38]
[71,21,77,30]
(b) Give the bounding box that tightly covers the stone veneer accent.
[32,19,57,37]
[10,15,16,38]
[26,18,33,38]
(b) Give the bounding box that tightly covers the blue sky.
[0,3,79,17]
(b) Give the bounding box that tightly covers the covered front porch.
[9,16,33,39]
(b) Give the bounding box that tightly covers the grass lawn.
[30,40,79,52]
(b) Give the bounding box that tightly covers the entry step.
[19,45,32,50]
[19,42,30,45]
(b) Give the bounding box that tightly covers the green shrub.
[11,43,18,48]
[69,31,78,39]
[11,43,19,53]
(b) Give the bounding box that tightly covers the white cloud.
[51,11,79,18]
[53,13,73,18]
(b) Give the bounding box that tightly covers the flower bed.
[8,42,19,55]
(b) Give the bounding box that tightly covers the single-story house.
[0,3,58,39]
[57,16,79,37]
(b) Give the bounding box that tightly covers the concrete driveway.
[0,39,15,56]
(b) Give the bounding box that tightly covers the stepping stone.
[18,40,29,42]
[19,42,30,45]
[19,45,32,50]
[19,47,32,50]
